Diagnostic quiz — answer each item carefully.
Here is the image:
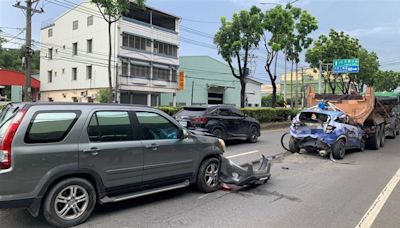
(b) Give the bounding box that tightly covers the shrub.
[241,108,299,123]
[156,106,182,116]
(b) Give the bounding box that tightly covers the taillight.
[325,125,336,134]
[0,109,27,169]
[192,117,208,124]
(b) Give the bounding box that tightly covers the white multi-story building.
[40,2,180,105]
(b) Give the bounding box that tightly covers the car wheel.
[43,178,96,228]
[247,126,259,143]
[380,124,385,147]
[332,139,346,160]
[212,128,224,140]
[289,137,300,153]
[196,157,220,193]
[359,137,366,152]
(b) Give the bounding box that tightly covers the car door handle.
[83,147,101,155]
[145,143,159,150]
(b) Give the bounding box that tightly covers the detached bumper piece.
[219,155,272,186]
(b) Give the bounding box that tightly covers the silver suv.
[0,103,225,227]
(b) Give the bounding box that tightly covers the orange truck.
[306,87,400,150]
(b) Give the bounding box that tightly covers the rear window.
[176,107,207,117]
[298,112,329,123]
[0,107,19,138]
[25,111,80,143]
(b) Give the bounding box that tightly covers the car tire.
[211,128,225,140]
[43,178,96,228]
[247,126,259,143]
[289,137,300,153]
[196,157,220,193]
[359,137,366,152]
[380,124,385,147]
[332,139,346,160]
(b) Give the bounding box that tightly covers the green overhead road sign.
[333,58,359,73]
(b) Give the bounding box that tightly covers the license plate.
[179,121,187,127]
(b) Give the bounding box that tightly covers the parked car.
[289,109,365,159]
[174,105,261,143]
[0,103,226,227]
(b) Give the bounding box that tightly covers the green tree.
[92,0,145,103]
[261,5,295,108]
[97,88,111,103]
[262,94,285,107]
[356,48,379,92]
[0,30,6,48]
[305,29,361,94]
[374,71,400,92]
[214,6,263,108]
[285,6,318,107]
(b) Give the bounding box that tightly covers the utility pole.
[191,81,195,105]
[13,0,43,102]
[301,67,304,108]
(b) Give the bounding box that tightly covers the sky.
[1,0,400,84]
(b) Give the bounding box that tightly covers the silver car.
[0,103,225,227]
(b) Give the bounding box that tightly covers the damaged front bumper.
[219,155,272,186]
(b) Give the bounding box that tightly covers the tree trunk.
[272,52,278,108]
[240,79,246,108]
[107,22,113,103]
[290,61,294,108]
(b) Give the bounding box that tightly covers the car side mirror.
[181,128,190,139]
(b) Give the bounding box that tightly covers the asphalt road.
[1,129,400,228]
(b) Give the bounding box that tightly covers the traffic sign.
[333,58,359,73]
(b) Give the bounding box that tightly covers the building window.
[87,39,92,53]
[130,63,150,79]
[62,68,65,74]
[87,15,93,26]
[55,71,57,77]
[153,67,170,81]
[72,67,77,80]
[48,48,53,60]
[72,42,78,55]
[86,65,92,79]
[122,61,129,76]
[154,41,177,57]
[48,70,53,83]
[122,33,151,52]
[72,20,78,30]
[48,28,53,37]
[171,69,177,82]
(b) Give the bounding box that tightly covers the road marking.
[226,150,260,159]
[198,193,210,200]
[356,167,400,228]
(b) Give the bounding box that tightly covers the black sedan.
[174,105,261,143]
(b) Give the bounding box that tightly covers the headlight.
[217,138,226,152]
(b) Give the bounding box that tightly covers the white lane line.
[226,150,260,159]
[356,167,400,228]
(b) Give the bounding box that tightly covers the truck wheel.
[380,124,385,147]
[332,139,346,160]
[43,178,96,228]
[196,157,220,193]
[368,126,380,150]
[289,137,300,153]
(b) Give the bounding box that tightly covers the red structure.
[0,69,40,101]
